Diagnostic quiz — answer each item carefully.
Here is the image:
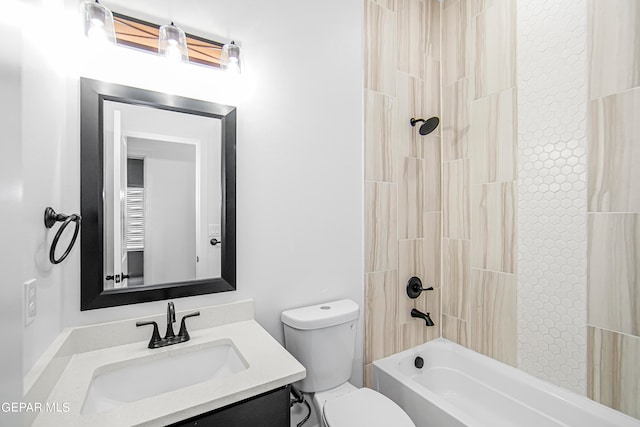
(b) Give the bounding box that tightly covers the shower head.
[410,116,440,136]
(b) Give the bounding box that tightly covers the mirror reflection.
[80,78,236,310]
[102,101,222,290]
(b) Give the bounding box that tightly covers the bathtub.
[372,338,639,427]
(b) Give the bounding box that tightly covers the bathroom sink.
[82,340,247,415]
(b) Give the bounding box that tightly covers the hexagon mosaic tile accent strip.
[516,0,588,394]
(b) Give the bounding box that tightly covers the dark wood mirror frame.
[80,78,236,310]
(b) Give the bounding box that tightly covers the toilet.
[281,299,415,427]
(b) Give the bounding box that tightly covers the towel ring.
[44,207,81,265]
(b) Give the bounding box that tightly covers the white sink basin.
[82,340,247,415]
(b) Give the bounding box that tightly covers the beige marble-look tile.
[399,215,441,289]
[365,0,397,96]
[442,238,470,320]
[467,0,493,17]
[588,0,640,99]
[398,216,441,347]
[420,286,441,342]
[365,90,396,182]
[443,159,470,239]
[423,56,441,123]
[473,0,516,99]
[442,0,471,86]
[424,135,441,212]
[400,287,441,350]
[364,363,373,389]
[588,87,640,212]
[442,78,472,161]
[443,0,458,9]
[588,326,640,419]
[372,0,396,11]
[424,0,441,59]
[588,214,640,336]
[365,182,398,272]
[470,269,517,366]
[424,212,442,287]
[470,88,517,184]
[400,322,421,352]
[397,250,426,312]
[399,157,425,239]
[365,270,400,363]
[442,314,468,346]
[396,72,425,160]
[397,0,425,78]
[471,182,517,274]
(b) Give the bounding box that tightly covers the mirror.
[80,78,236,310]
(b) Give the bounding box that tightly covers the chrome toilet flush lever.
[136,302,201,349]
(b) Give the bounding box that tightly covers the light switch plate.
[24,279,36,326]
[209,224,221,236]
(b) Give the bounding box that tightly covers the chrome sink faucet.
[136,302,200,349]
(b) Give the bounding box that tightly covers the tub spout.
[411,308,435,326]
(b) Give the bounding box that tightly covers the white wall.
[20,0,365,388]
[0,4,24,423]
[20,0,70,376]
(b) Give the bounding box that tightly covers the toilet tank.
[281,299,359,393]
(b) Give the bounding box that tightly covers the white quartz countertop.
[32,319,305,426]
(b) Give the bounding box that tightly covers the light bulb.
[87,18,106,42]
[165,44,183,62]
[226,58,240,74]
[158,24,189,62]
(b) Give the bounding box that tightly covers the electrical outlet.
[24,279,36,326]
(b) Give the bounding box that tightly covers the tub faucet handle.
[177,311,200,341]
[136,321,163,348]
[406,276,434,299]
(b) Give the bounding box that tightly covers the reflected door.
[111,110,128,288]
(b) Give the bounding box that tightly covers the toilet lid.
[323,388,415,427]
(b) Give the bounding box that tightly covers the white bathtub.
[372,338,639,427]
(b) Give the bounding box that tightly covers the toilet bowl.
[281,299,416,427]
[314,382,414,427]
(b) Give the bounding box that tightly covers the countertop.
[30,311,305,426]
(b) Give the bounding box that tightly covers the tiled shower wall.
[586,0,640,419]
[365,0,639,419]
[440,0,519,366]
[441,0,639,419]
[363,0,442,385]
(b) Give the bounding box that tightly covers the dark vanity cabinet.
[170,385,291,427]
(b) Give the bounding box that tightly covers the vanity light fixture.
[158,22,189,62]
[81,0,116,43]
[85,10,240,72]
[221,41,241,73]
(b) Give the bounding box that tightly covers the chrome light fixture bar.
[82,8,241,72]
